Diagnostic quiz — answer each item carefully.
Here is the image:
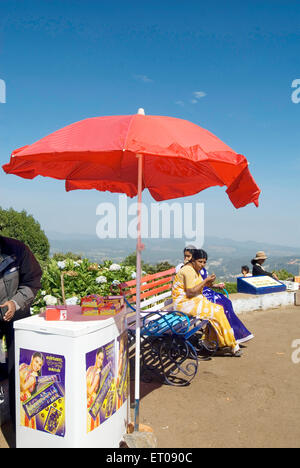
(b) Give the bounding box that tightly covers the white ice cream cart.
[14,306,129,448]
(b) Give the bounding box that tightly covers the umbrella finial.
[137,108,145,115]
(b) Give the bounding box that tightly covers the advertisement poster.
[19,349,65,437]
[86,339,116,433]
[116,331,129,410]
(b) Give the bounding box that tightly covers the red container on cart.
[45,306,67,321]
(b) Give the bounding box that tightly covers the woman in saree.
[19,352,44,429]
[173,248,242,357]
[177,247,253,344]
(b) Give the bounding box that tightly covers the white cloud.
[133,74,153,83]
[175,90,207,106]
[193,91,206,99]
[0,79,6,103]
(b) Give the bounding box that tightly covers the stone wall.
[230,291,296,315]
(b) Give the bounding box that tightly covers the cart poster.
[116,331,129,410]
[19,348,65,437]
[86,339,116,433]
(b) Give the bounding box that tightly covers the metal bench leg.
[158,336,198,387]
[140,336,164,384]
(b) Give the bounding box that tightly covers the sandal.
[216,347,243,357]
[231,349,243,357]
[215,346,232,356]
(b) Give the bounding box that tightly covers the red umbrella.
[3,109,261,429]
[3,110,260,207]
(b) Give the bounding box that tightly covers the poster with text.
[19,349,65,437]
[86,339,116,433]
[116,331,129,410]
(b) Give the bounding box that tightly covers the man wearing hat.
[251,251,279,280]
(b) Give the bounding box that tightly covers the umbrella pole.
[134,153,143,431]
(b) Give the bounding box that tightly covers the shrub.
[273,269,294,281]
[32,258,136,313]
[211,282,237,295]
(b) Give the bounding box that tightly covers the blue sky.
[0,0,300,247]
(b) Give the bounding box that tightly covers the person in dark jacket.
[251,251,279,280]
[0,236,42,424]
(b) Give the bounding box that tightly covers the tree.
[122,252,147,269]
[122,252,174,274]
[122,252,139,267]
[52,252,82,261]
[0,207,50,261]
[144,261,175,274]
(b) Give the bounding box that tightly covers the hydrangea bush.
[32,258,137,314]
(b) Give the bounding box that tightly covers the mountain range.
[47,231,300,281]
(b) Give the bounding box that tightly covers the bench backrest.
[120,267,176,312]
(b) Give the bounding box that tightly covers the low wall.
[229,291,296,315]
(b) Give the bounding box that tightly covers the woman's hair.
[32,352,44,363]
[96,347,105,357]
[187,248,208,261]
[241,265,249,272]
[31,352,44,379]
[183,244,197,253]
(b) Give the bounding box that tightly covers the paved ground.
[1,305,300,448]
[136,305,300,448]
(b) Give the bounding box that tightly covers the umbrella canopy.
[3,113,260,208]
[3,111,261,431]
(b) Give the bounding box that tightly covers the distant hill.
[47,231,300,280]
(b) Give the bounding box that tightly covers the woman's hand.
[205,274,216,287]
[215,282,225,289]
[186,274,216,298]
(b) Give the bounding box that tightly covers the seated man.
[251,251,279,280]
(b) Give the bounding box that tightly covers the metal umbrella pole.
[134,150,144,431]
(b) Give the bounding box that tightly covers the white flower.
[96,276,107,284]
[73,261,80,268]
[57,261,66,270]
[112,280,120,286]
[65,296,79,306]
[131,272,137,279]
[44,295,58,306]
[40,290,46,296]
[109,263,121,271]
